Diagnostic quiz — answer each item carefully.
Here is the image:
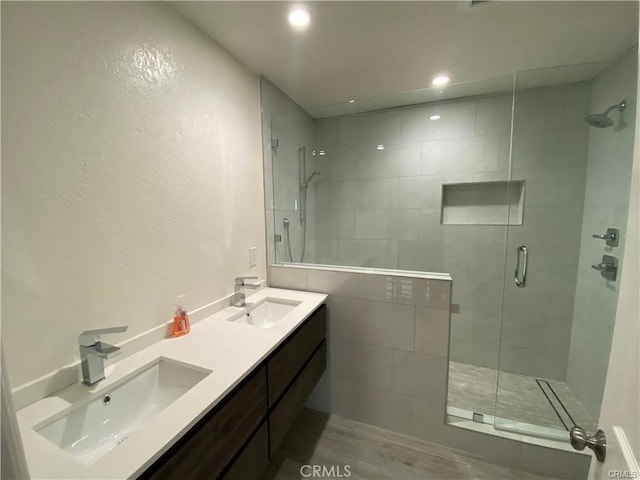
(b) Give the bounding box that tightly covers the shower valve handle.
[592,228,619,247]
[593,233,614,240]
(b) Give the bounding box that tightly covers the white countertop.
[16,288,327,480]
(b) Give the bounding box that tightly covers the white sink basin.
[35,357,211,465]
[230,297,301,328]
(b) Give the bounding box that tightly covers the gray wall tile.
[392,350,448,402]
[415,306,451,358]
[328,296,415,350]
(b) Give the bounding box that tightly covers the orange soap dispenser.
[172,305,191,337]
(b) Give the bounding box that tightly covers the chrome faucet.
[234,276,260,307]
[78,325,128,385]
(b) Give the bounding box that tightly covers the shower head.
[303,171,321,187]
[585,100,626,128]
[283,217,290,228]
[585,113,614,128]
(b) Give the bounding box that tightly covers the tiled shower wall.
[312,95,512,374]
[500,83,591,380]
[312,85,590,379]
[567,51,638,419]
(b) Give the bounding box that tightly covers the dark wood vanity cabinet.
[267,305,326,407]
[139,303,326,480]
[269,340,326,453]
[222,422,270,480]
[141,365,268,480]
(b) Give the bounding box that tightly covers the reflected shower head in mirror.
[584,100,626,128]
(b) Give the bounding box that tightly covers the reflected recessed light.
[319,150,326,156]
[376,145,385,150]
[432,74,450,86]
[430,115,441,121]
[288,7,311,28]
[349,99,355,103]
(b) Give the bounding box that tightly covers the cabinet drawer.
[268,304,326,407]
[269,340,327,455]
[221,422,269,480]
[142,366,267,480]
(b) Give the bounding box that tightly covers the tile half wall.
[269,264,591,479]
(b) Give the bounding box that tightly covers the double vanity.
[16,288,327,479]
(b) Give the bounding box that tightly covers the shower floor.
[447,362,598,434]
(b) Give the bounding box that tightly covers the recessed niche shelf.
[441,181,525,226]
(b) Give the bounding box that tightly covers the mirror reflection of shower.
[283,146,320,262]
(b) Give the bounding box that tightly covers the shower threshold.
[447,404,569,442]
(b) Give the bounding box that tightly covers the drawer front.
[269,340,327,455]
[268,304,326,407]
[221,422,269,480]
[143,366,267,480]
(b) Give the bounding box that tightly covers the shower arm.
[602,101,626,115]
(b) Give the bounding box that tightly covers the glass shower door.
[494,55,638,440]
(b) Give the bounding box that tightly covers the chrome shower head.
[585,113,614,128]
[585,100,626,128]
[283,217,290,227]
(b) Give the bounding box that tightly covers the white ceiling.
[170,1,638,118]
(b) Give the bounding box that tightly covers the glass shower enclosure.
[261,48,638,445]
[493,53,638,440]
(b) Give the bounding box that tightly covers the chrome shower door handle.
[514,245,528,288]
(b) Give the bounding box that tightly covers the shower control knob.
[591,255,618,281]
[592,228,619,247]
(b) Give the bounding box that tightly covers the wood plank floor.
[263,408,558,480]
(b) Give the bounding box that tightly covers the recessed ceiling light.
[432,74,450,86]
[349,99,355,103]
[288,6,311,28]
[376,145,385,150]
[430,115,441,121]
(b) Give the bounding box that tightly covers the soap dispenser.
[172,305,190,337]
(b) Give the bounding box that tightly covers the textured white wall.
[2,2,265,387]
